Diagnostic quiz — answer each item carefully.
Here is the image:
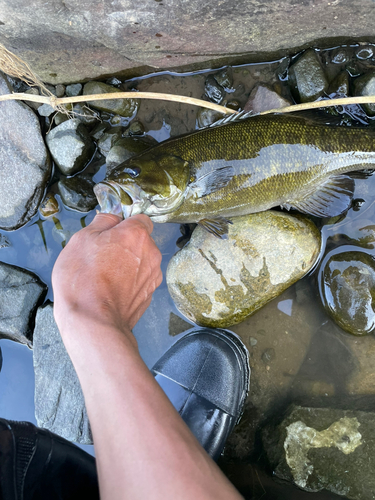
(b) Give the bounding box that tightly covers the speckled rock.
[0,262,46,346]
[353,73,375,116]
[58,176,97,212]
[166,211,321,328]
[46,119,95,175]
[0,72,51,230]
[289,49,329,103]
[33,304,92,444]
[83,81,139,118]
[263,405,375,500]
[319,250,375,336]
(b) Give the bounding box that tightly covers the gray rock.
[58,176,97,212]
[66,83,82,97]
[55,84,66,98]
[72,104,100,126]
[106,135,158,173]
[263,405,375,500]
[289,49,328,103]
[0,72,51,230]
[353,73,375,116]
[97,127,123,157]
[38,103,55,117]
[0,262,46,346]
[24,87,41,111]
[166,211,321,328]
[319,250,375,336]
[83,81,139,118]
[46,119,95,175]
[244,83,291,113]
[33,304,92,444]
[2,0,375,85]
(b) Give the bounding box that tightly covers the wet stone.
[0,262,46,347]
[58,176,97,212]
[319,250,375,336]
[204,74,225,104]
[39,192,59,218]
[0,72,51,230]
[83,81,139,118]
[356,46,374,61]
[66,83,82,97]
[263,405,375,500]
[33,303,92,444]
[213,67,233,91]
[328,71,349,96]
[106,135,158,174]
[127,120,145,136]
[46,118,95,175]
[244,83,291,113]
[72,104,100,126]
[289,49,328,103]
[330,48,348,65]
[97,126,123,157]
[196,107,223,128]
[90,122,110,141]
[166,211,321,328]
[353,73,375,116]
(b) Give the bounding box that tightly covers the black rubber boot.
[0,419,99,500]
[151,328,250,461]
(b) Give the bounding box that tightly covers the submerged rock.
[58,176,97,212]
[289,49,328,103]
[353,73,375,116]
[83,81,139,117]
[166,211,321,328]
[0,262,46,346]
[319,250,375,336]
[0,72,51,230]
[244,83,291,113]
[39,192,60,218]
[204,75,225,104]
[97,126,123,157]
[33,304,92,444]
[46,119,95,175]
[263,405,375,500]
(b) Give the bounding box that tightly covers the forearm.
[60,316,243,500]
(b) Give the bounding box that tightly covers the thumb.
[89,212,123,232]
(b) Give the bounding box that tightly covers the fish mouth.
[94,181,150,219]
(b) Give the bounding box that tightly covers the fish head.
[94,152,190,219]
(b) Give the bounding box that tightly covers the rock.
[90,122,110,141]
[213,67,233,91]
[38,103,55,117]
[244,83,291,113]
[55,84,66,98]
[66,83,82,97]
[46,119,95,175]
[356,46,374,60]
[24,87,41,111]
[127,121,145,136]
[196,107,223,128]
[319,250,375,336]
[33,304,92,444]
[58,176,97,212]
[106,135,158,173]
[330,48,349,65]
[97,126,123,157]
[289,49,329,103]
[0,72,51,230]
[83,81,139,118]
[0,262,46,346]
[204,74,225,104]
[72,104,100,126]
[39,192,60,218]
[263,405,375,500]
[328,70,349,96]
[353,73,375,116]
[166,211,321,328]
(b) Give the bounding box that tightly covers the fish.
[94,112,375,237]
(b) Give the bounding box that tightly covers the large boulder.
[0,73,51,230]
[1,1,375,84]
[33,304,92,444]
[166,211,321,328]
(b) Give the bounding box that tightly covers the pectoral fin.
[198,216,233,238]
[283,174,355,218]
[190,166,235,198]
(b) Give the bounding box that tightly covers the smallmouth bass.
[94,113,375,237]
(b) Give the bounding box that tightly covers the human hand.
[52,213,163,341]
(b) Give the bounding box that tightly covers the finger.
[88,213,122,232]
[121,214,154,235]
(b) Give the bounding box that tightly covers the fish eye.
[124,166,141,178]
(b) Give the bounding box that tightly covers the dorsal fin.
[209,109,258,128]
[282,174,355,218]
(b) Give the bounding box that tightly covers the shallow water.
[2,44,375,498]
